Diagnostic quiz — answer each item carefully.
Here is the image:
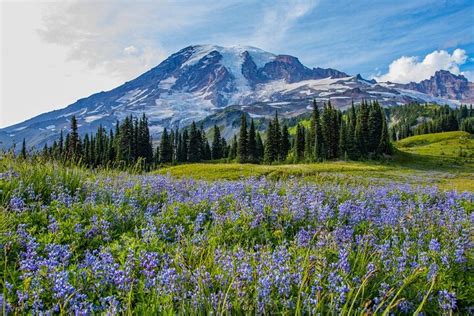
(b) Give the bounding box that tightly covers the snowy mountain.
[1,45,471,149]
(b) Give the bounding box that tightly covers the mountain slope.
[1,45,470,149]
[396,70,474,102]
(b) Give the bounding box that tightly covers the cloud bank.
[374,49,471,83]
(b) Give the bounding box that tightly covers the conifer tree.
[355,100,369,156]
[237,113,249,163]
[368,101,383,154]
[221,138,228,158]
[229,135,238,160]
[339,120,348,159]
[320,102,332,159]
[273,112,282,161]
[83,134,90,165]
[248,119,257,163]
[188,122,201,162]
[377,108,391,155]
[211,125,223,160]
[117,116,133,165]
[264,121,275,163]
[256,132,264,162]
[181,129,189,162]
[58,130,64,158]
[203,141,212,160]
[159,128,173,163]
[68,115,81,160]
[21,138,27,160]
[313,102,323,161]
[281,125,290,161]
[294,124,305,162]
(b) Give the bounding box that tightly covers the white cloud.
[461,71,474,82]
[249,0,318,49]
[124,46,139,56]
[374,48,470,83]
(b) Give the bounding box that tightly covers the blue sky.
[1,0,474,127]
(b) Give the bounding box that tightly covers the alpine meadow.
[1,1,473,315]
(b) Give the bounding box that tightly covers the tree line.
[389,103,473,140]
[22,99,394,167]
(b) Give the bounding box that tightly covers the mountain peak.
[432,69,468,81]
[400,70,473,101]
[1,44,470,150]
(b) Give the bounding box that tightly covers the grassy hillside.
[157,132,474,191]
[395,131,473,158]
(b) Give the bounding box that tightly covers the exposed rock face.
[399,70,474,102]
[1,45,471,150]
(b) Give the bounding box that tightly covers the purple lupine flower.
[48,216,59,233]
[9,196,26,212]
[429,239,441,252]
[438,290,456,311]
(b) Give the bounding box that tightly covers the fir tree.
[281,125,290,161]
[229,135,238,160]
[313,102,323,161]
[339,120,348,159]
[294,124,305,162]
[256,132,264,162]
[188,122,201,162]
[248,119,257,163]
[159,128,173,163]
[264,121,275,163]
[211,125,223,160]
[355,100,369,156]
[377,108,391,155]
[68,115,81,160]
[237,113,249,163]
[21,138,27,160]
[273,112,282,161]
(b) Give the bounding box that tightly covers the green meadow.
[157,131,474,191]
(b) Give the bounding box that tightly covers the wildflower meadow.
[0,160,472,315]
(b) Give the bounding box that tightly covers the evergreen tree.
[203,141,212,160]
[137,114,153,165]
[21,138,27,160]
[346,103,359,159]
[355,100,369,156]
[229,135,238,160]
[237,113,249,163]
[320,102,332,159]
[313,102,323,161]
[339,120,348,159]
[281,125,290,161]
[68,115,81,160]
[188,122,202,162]
[273,112,282,161]
[367,101,383,154]
[264,121,276,163]
[256,132,264,162]
[377,108,391,155]
[83,134,90,165]
[248,119,257,163]
[58,130,64,158]
[294,124,305,162]
[221,138,229,158]
[211,125,223,160]
[181,129,189,162]
[159,128,173,163]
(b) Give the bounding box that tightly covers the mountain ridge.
[1,44,472,149]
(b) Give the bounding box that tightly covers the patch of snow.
[159,76,177,90]
[85,115,104,123]
[14,126,27,132]
[396,88,460,106]
[46,125,55,130]
[116,89,148,103]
